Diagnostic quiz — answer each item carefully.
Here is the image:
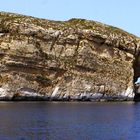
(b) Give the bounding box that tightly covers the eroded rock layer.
[0,12,140,101]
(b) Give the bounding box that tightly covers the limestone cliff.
[0,12,140,101]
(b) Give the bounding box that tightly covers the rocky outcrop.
[0,12,140,101]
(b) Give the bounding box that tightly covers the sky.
[0,0,140,36]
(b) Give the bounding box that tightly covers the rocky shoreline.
[0,86,134,101]
[0,12,140,101]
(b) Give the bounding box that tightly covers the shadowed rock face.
[0,12,140,101]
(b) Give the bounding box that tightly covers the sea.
[0,101,140,140]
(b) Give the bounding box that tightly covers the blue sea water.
[0,102,140,140]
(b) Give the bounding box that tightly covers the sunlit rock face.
[0,12,140,101]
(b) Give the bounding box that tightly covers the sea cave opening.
[133,51,140,101]
[134,77,140,101]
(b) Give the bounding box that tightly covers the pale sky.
[0,0,140,36]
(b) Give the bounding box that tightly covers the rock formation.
[0,12,140,101]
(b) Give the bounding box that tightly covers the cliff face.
[0,12,140,101]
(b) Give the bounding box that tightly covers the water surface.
[0,101,140,140]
